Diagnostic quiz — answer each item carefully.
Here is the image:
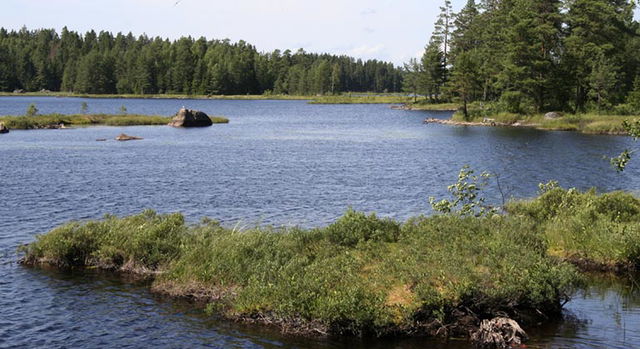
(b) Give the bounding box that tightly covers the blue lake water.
[1,96,639,348]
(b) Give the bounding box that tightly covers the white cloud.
[348,44,385,57]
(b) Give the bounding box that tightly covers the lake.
[1,96,639,348]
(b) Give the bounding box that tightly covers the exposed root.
[470,317,528,348]
[563,255,636,275]
[151,280,237,302]
[234,312,329,336]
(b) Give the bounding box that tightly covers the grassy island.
[20,187,640,340]
[20,209,577,337]
[0,113,229,129]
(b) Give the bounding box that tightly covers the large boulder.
[169,108,213,127]
[544,112,563,120]
[0,123,9,134]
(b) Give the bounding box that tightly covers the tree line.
[0,27,403,95]
[405,0,640,117]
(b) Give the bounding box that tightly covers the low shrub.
[507,188,640,268]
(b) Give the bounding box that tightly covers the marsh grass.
[450,110,638,135]
[309,95,414,104]
[21,208,578,336]
[0,113,171,129]
[0,113,229,129]
[507,188,640,270]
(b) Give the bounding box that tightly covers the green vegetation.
[209,116,230,124]
[309,95,413,104]
[25,103,38,116]
[0,27,401,96]
[404,0,640,116]
[1,113,169,129]
[404,101,459,111]
[507,187,640,271]
[449,107,639,135]
[20,208,577,337]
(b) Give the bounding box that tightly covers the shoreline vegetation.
[19,187,640,343]
[424,111,640,135]
[0,113,229,129]
[0,91,446,106]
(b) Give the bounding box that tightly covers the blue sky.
[0,0,470,65]
[0,1,636,66]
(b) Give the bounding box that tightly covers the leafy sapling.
[26,103,38,116]
[611,120,640,172]
[429,165,497,217]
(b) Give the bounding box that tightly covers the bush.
[507,188,640,267]
[323,209,401,247]
[26,103,38,116]
[498,91,535,115]
[21,210,185,270]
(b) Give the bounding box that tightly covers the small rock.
[115,133,143,141]
[0,123,9,134]
[544,112,562,120]
[169,108,213,127]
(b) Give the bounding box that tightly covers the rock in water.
[169,108,213,127]
[0,123,9,134]
[544,112,562,120]
[115,133,143,141]
[470,317,528,348]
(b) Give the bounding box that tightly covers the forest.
[0,27,402,96]
[405,0,640,116]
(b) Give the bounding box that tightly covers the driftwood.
[470,317,528,348]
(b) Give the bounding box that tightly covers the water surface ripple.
[1,97,639,348]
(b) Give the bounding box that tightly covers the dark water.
[1,96,640,348]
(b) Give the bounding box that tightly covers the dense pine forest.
[406,0,640,116]
[0,27,402,95]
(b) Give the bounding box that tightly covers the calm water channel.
[1,96,639,348]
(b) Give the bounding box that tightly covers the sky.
[0,0,469,66]
[2,1,638,66]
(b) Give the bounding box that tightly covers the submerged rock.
[115,133,143,141]
[0,123,9,134]
[470,317,527,348]
[169,108,213,127]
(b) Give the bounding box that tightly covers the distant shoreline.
[0,92,453,106]
[0,91,312,101]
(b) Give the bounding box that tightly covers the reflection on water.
[527,274,640,349]
[1,97,640,348]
